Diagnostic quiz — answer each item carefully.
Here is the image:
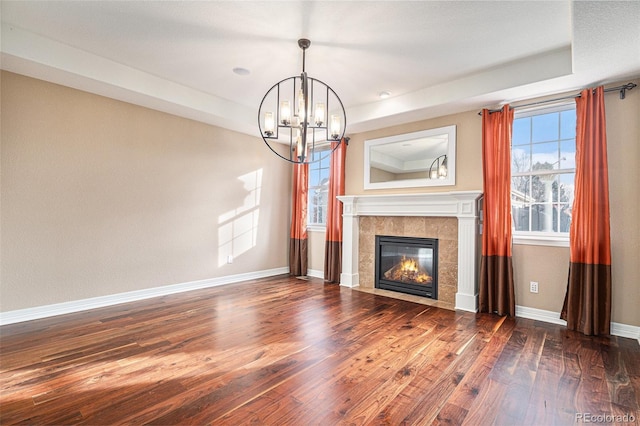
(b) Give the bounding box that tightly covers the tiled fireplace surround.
[337,191,483,312]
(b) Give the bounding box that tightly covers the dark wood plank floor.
[1,275,638,425]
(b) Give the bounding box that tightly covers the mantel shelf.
[337,191,482,219]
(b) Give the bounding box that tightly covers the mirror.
[364,125,456,189]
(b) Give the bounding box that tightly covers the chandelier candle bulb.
[440,156,448,178]
[330,115,340,139]
[280,101,291,125]
[295,129,307,161]
[298,90,307,123]
[314,103,325,126]
[439,164,447,178]
[264,111,274,136]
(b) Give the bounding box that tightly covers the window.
[511,104,576,244]
[308,146,331,227]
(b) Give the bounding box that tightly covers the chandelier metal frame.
[258,38,346,164]
[429,154,448,179]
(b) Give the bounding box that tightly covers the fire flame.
[400,256,419,274]
[384,255,432,284]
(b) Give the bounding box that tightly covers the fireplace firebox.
[375,235,438,299]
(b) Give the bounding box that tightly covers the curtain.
[324,139,347,283]
[479,105,516,317]
[561,86,612,335]
[290,154,309,277]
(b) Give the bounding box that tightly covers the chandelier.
[429,154,448,179]
[258,39,346,164]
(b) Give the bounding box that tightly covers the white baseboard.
[515,305,567,326]
[0,267,289,326]
[307,269,324,279]
[3,275,637,345]
[339,272,359,288]
[610,322,640,344]
[455,292,479,313]
[516,305,640,343]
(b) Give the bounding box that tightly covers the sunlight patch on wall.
[217,169,262,267]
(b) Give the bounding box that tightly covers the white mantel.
[337,191,483,312]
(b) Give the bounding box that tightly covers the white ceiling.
[1,1,639,137]
[370,132,447,174]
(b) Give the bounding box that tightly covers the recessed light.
[233,67,250,76]
[379,91,391,99]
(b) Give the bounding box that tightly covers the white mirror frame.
[364,125,456,190]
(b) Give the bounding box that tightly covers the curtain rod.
[478,82,637,115]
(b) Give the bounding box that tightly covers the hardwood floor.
[1,275,638,425]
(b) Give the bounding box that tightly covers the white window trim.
[513,100,575,118]
[307,224,326,233]
[513,231,569,247]
[307,145,332,227]
[511,102,576,244]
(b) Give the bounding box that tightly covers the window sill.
[513,233,569,247]
[307,225,326,233]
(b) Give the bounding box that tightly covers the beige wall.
[345,111,483,195]
[328,79,639,327]
[605,79,640,327]
[3,71,637,328]
[512,79,640,327]
[512,245,570,311]
[308,109,483,273]
[1,72,291,312]
[306,111,483,289]
[308,230,326,273]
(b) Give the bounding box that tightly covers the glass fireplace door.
[375,235,438,299]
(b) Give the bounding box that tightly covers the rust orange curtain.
[324,139,347,283]
[479,105,515,317]
[290,155,308,277]
[561,86,611,335]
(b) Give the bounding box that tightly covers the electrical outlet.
[530,281,539,293]
[227,255,234,264]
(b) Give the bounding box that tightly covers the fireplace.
[338,192,482,311]
[375,235,438,299]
